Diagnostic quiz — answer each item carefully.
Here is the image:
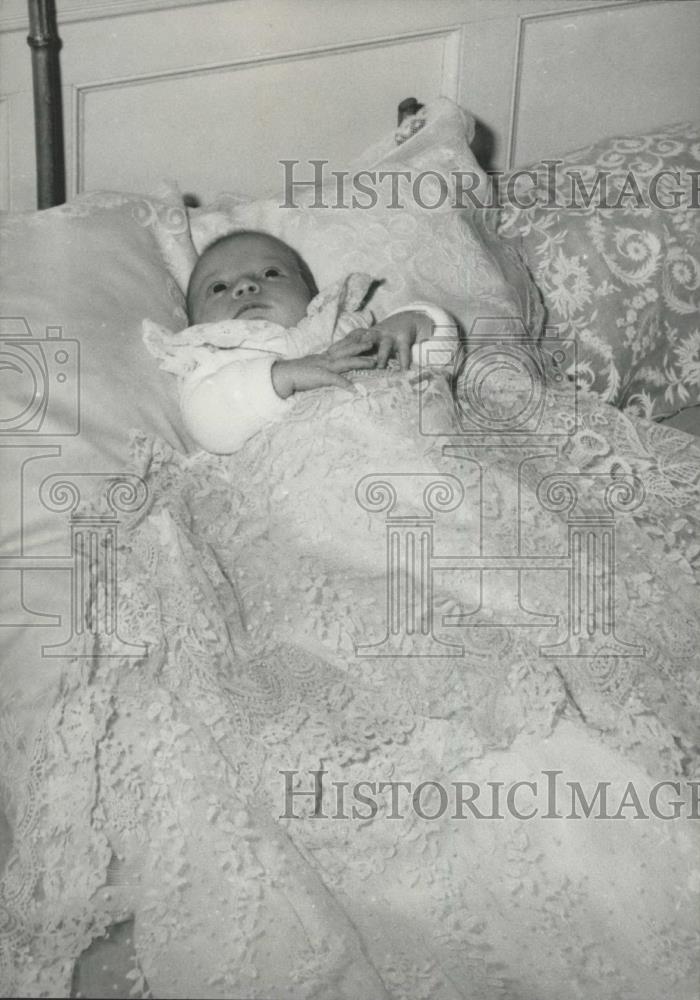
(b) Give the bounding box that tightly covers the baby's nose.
[232,277,260,298]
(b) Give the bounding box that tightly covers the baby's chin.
[258,303,310,326]
[235,303,277,321]
[193,304,307,326]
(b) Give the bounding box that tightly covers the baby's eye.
[263,267,282,278]
[209,281,228,295]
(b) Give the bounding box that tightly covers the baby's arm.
[271,330,377,398]
[366,303,459,369]
[181,356,291,454]
[181,329,376,454]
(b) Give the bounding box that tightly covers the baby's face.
[188,233,313,327]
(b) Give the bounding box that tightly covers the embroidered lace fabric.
[1,366,699,998]
[142,273,377,380]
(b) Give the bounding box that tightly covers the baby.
[144,229,458,453]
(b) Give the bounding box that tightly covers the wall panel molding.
[71,25,462,196]
[0,0,226,34]
[505,0,645,169]
[3,0,695,209]
[441,26,464,104]
[0,97,10,210]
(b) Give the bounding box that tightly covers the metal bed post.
[27,0,65,208]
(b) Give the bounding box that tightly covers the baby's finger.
[323,371,356,393]
[328,330,373,358]
[330,355,377,373]
[339,328,372,343]
[375,335,393,369]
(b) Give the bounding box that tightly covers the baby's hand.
[366,311,433,370]
[271,329,376,398]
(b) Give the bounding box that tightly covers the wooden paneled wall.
[0,0,698,210]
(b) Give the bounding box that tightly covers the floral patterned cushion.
[497,122,700,419]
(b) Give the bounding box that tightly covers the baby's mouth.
[236,302,270,318]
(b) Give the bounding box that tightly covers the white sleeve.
[385,300,461,368]
[180,355,292,454]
